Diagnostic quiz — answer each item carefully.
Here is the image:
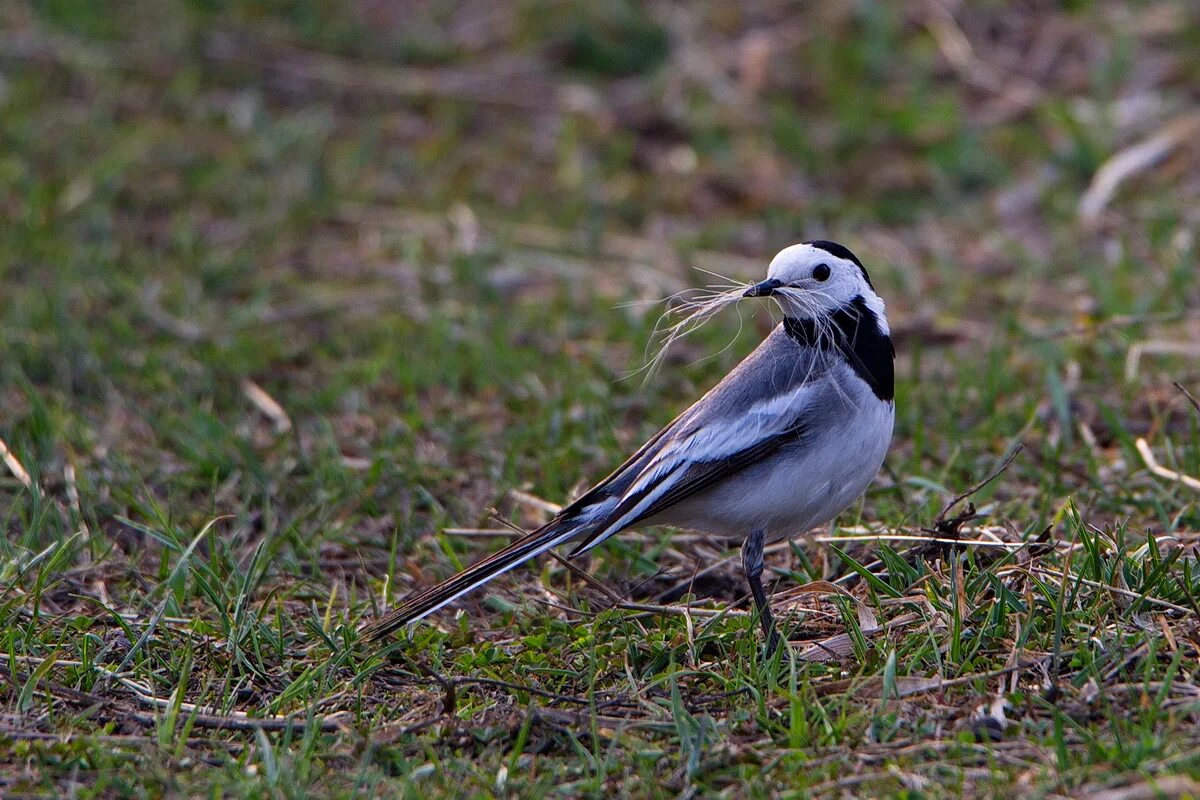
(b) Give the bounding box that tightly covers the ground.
[3,1,1200,797]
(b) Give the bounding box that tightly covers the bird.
[362,240,895,653]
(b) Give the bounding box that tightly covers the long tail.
[360,519,583,643]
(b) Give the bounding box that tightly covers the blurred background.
[3,0,1198,525]
[3,1,1200,795]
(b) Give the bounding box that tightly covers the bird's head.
[743,240,888,334]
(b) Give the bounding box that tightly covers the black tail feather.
[360,519,579,643]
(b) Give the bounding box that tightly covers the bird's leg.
[741,528,780,656]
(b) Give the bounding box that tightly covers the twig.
[508,489,562,515]
[384,652,457,716]
[547,551,627,606]
[1175,382,1200,416]
[922,446,1023,548]
[484,510,622,605]
[813,658,1046,699]
[1086,775,1200,800]
[654,540,794,603]
[1136,438,1200,493]
[0,434,33,489]
[127,708,344,733]
[139,282,206,342]
[934,445,1023,525]
[815,534,1028,549]
[616,600,751,619]
[12,655,345,732]
[0,28,112,71]
[64,460,90,541]
[449,676,602,707]
[0,437,93,541]
[1125,341,1200,382]
[0,728,244,749]
[1035,310,1200,341]
[205,32,551,110]
[999,564,1194,615]
[488,506,633,610]
[796,612,919,663]
[240,379,292,434]
[442,527,522,538]
[1079,110,1200,228]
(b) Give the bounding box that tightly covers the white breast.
[644,364,894,539]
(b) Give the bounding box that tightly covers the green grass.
[3,0,1200,796]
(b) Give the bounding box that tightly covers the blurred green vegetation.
[2,0,1200,796]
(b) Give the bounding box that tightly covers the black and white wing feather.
[564,324,831,553]
[361,324,833,641]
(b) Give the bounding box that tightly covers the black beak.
[743,278,783,298]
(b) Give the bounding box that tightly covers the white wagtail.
[364,241,894,652]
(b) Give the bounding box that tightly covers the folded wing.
[566,326,831,553]
[362,324,833,640]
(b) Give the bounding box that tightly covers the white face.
[747,243,887,333]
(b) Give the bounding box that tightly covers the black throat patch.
[783,296,895,402]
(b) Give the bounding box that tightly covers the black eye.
[813,263,831,281]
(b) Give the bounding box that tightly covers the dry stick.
[1086,777,1200,800]
[527,597,597,618]
[932,444,1024,530]
[453,511,737,631]
[0,434,34,489]
[1176,381,1200,416]
[1038,309,1200,341]
[805,770,896,796]
[825,448,1026,592]
[384,640,609,713]
[654,539,794,603]
[1080,110,1200,228]
[381,646,458,717]
[448,676,603,708]
[1136,438,1200,494]
[0,729,245,749]
[126,708,344,733]
[240,379,292,434]
[1125,341,1200,383]
[64,460,90,543]
[814,534,1026,549]
[207,34,551,111]
[10,655,344,732]
[139,282,205,341]
[1,434,92,541]
[1101,641,1152,685]
[997,565,1194,616]
[442,527,522,538]
[489,510,740,621]
[616,600,750,619]
[507,489,562,516]
[547,551,627,607]
[499,513,754,621]
[531,705,676,735]
[484,509,625,607]
[796,612,920,664]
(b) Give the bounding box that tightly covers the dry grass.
[2,0,1200,797]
